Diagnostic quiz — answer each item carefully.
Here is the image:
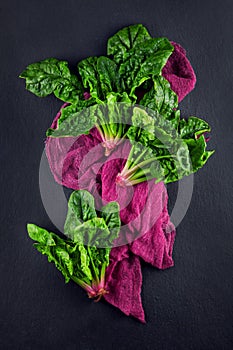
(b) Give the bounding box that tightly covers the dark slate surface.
[0,0,232,349]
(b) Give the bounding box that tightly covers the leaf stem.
[87,246,100,285]
[128,148,148,170]
[127,168,151,181]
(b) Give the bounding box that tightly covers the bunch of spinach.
[117,107,214,186]
[19,25,174,151]
[20,23,214,184]
[27,190,120,299]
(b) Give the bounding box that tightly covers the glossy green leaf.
[54,74,83,103]
[97,56,121,96]
[78,57,100,97]
[179,117,211,139]
[27,223,56,246]
[100,201,121,241]
[119,37,174,96]
[185,135,214,172]
[46,103,97,137]
[19,58,82,103]
[107,24,151,63]
[64,190,97,237]
[140,76,178,117]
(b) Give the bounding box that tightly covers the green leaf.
[55,246,74,276]
[100,201,121,241]
[185,135,214,172]
[64,190,121,248]
[54,74,83,103]
[27,224,56,246]
[167,110,181,130]
[131,106,155,135]
[46,102,97,137]
[27,222,111,287]
[27,224,74,283]
[64,190,97,237]
[19,58,82,102]
[107,24,151,63]
[27,187,121,292]
[119,37,174,96]
[97,56,121,96]
[179,117,211,139]
[78,245,92,280]
[119,106,214,185]
[175,143,191,173]
[78,57,103,101]
[78,56,122,102]
[140,76,178,117]
[69,218,109,246]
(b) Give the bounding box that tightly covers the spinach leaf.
[64,190,120,247]
[185,135,215,172]
[140,76,178,118]
[54,74,83,103]
[179,117,210,139]
[27,223,74,283]
[97,56,121,96]
[19,58,83,103]
[27,190,121,298]
[46,102,97,137]
[100,201,121,241]
[107,24,151,63]
[64,190,97,236]
[119,38,174,97]
[78,57,101,100]
[117,106,214,186]
[78,56,122,101]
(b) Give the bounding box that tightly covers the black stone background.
[0,0,233,349]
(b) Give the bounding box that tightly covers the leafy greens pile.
[20,24,214,322]
[28,190,120,300]
[20,24,213,185]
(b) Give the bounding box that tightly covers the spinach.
[19,24,173,105]
[47,94,132,155]
[27,190,120,299]
[19,58,83,103]
[116,106,214,186]
[139,76,178,118]
[78,56,122,102]
[46,101,97,138]
[20,24,214,185]
[118,37,174,98]
[179,117,211,139]
[107,24,151,64]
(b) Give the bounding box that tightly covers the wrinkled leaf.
[47,104,97,137]
[27,223,56,246]
[179,117,211,139]
[64,190,97,237]
[107,24,151,63]
[119,37,174,96]
[97,56,121,96]
[20,58,82,103]
[140,76,178,118]
[101,201,121,241]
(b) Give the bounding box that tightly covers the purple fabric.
[162,41,196,102]
[45,105,103,190]
[129,194,175,269]
[45,105,176,322]
[100,157,175,270]
[104,245,145,323]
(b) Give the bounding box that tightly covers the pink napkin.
[162,41,196,102]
